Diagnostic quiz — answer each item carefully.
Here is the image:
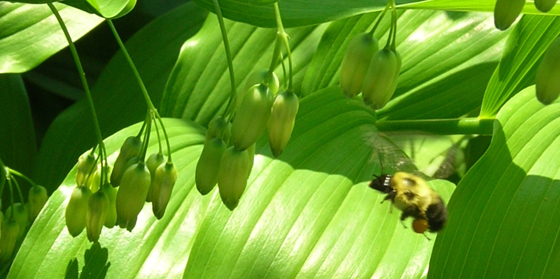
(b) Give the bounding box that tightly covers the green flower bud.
[6,203,29,239]
[205,116,232,144]
[152,162,178,219]
[116,162,151,231]
[247,143,255,177]
[362,48,400,110]
[196,138,227,195]
[76,153,96,186]
[110,136,142,186]
[535,0,555,13]
[86,164,112,193]
[238,70,279,109]
[340,32,379,98]
[65,186,92,237]
[28,185,48,222]
[268,91,299,157]
[494,0,525,30]
[103,184,118,228]
[231,84,273,150]
[86,191,109,243]
[218,147,250,210]
[536,36,560,105]
[146,153,165,202]
[0,218,19,261]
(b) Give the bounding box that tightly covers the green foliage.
[1,1,560,278]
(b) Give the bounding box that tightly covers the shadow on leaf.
[65,242,111,279]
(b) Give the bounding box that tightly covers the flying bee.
[365,130,456,239]
[369,172,448,239]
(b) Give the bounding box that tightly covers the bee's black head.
[369,174,393,193]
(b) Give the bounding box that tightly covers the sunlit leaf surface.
[0,2,104,73]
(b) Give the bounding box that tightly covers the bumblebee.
[369,172,447,238]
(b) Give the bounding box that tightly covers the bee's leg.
[422,233,431,241]
[399,207,419,229]
[380,193,394,204]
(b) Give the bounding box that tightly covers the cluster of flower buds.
[494,0,557,31]
[195,70,299,210]
[65,116,178,242]
[0,183,48,261]
[339,5,401,110]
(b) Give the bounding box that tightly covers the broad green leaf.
[0,2,104,73]
[160,14,326,126]
[302,10,508,120]
[193,0,560,28]
[12,89,455,278]
[431,86,560,278]
[0,74,37,177]
[481,15,560,117]
[32,3,208,192]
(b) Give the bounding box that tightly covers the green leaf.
[192,0,560,28]
[430,86,560,278]
[481,15,560,117]
[84,0,131,18]
[302,10,509,120]
[12,90,455,278]
[160,14,326,126]
[0,2,104,73]
[32,2,208,192]
[0,74,36,176]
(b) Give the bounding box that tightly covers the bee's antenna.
[422,233,431,241]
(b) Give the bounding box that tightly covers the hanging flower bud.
[536,36,560,105]
[246,143,255,177]
[340,32,379,98]
[86,191,109,243]
[0,218,19,261]
[196,138,227,195]
[28,185,48,222]
[493,0,526,30]
[103,184,118,228]
[116,162,151,231]
[205,116,232,144]
[362,48,400,110]
[76,153,96,186]
[218,147,250,210]
[268,90,299,157]
[238,70,279,109]
[231,84,274,150]
[110,136,142,187]
[65,186,92,237]
[535,0,556,12]
[86,164,111,193]
[146,153,164,202]
[152,162,178,219]
[6,203,29,239]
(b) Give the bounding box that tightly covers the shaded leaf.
[0,74,36,176]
